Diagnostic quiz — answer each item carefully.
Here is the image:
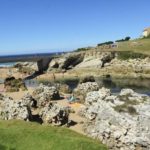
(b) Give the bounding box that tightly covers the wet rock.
[39,102,69,126]
[32,84,60,107]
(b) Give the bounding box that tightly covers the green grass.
[95,38,150,56]
[116,38,150,55]
[0,120,107,150]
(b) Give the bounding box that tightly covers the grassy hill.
[116,38,150,55]
[0,120,107,150]
[75,38,150,56]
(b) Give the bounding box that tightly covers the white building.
[143,27,150,37]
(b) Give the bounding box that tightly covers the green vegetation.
[115,36,131,42]
[75,47,90,52]
[116,38,150,55]
[114,94,139,115]
[97,41,114,47]
[114,104,137,115]
[117,51,148,60]
[0,120,107,150]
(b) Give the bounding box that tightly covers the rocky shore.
[79,87,150,150]
[0,49,150,150]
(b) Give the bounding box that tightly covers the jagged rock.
[32,84,60,107]
[39,102,69,126]
[4,77,27,92]
[74,82,99,103]
[81,88,150,150]
[0,94,31,121]
[21,93,37,108]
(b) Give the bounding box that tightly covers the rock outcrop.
[75,52,115,68]
[39,102,69,126]
[105,57,150,75]
[74,82,99,103]
[0,94,31,121]
[80,88,150,150]
[32,84,60,108]
[48,53,84,70]
[14,62,37,74]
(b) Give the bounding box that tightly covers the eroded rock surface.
[32,84,60,107]
[80,88,150,150]
[0,94,31,121]
[74,82,99,102]
[39,102,69,126]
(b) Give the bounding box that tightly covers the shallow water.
[38,77,150,96]
[0,77,150,96]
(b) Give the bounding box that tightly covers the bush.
[116,36,131,42]
[97,41,114,47]
[75,47,90,52]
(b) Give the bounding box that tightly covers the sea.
[0,62,16,68]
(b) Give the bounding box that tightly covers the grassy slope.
[116,38,150,55]
[0,120,107,150]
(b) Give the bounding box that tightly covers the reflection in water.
[25,79,39,88]
[1,77,149,96]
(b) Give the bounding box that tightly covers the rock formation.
[0,94,31,121]
[74,81,99,103]
[80,88,150,150]
[39,102,69,126]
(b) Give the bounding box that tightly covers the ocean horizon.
[0,62,16,67]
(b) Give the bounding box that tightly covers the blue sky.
[0,0,150,55]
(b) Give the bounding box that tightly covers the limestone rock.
[39,103,69,126]
[74,82,99,103]
[32,84,60,107]
[81,88,150,150]
[0,94,31,121]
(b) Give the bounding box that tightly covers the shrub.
[75,47,90,52]
[116,36,131,42]
[97,41,114,47]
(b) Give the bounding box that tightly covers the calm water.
[38,77,150,96]
[0,77,150,96]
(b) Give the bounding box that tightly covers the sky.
[0,0,150,55]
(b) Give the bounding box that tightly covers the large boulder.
[74,82,99,103]
[81,88,150,150]
[4,77,27,92]
[39,102,69,126]
[0,94,32,121]
[32,84,60,108]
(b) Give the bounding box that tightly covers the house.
[143,27,150,37]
